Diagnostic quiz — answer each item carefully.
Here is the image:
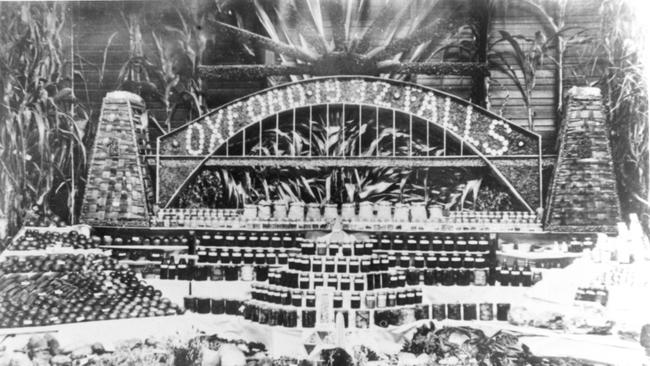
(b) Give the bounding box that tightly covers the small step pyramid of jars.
[245,223,428,329]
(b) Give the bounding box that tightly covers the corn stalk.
[0,3,89,234]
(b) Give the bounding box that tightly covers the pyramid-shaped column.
[544,87,621,233]
[80,91,152,227]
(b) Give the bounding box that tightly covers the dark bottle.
[521,261,532,287]
[350,293,361,309]
[197,248,208,263]
[208,249,219,263]
[160,259,169,279]
[313,274,324,288]
[259,232,270,247]
[380,256,390,271]
[380,233,391,250]
[341,243,352,256]
[231,250,242,265]
[431,235,443,251]
[392,233,404,251]
[325,258,335,273]
[418,234,431,251]
[406,269,420,285]
[367,234,379,252]
[219,250,231,264]
[236,232,247,247]
[248,232,259,248]
[277,250,288,264]
[225,232,236,246]
[306,292,316,307]
[292,291,302,307]
[354,276,365,291]
[361,259,371,272]
[371,256,381,271]
[406,234,418,251]
[450,254,462,269]
[177,258,188,280]
[510,261,521,286]
[167,258,177,280]
[467,236,479,252]
[455,236,467,253]
[271,232,282,248]
[214,232,225,246]
[255,251,266,264]
[443,236,455,251]
[333,292,343,308]
[243,250,254,264]
[397,291,406,306]
[340,275,351,290]
[498,260,510,286]
[282,232,294,248]
[424,269,435,285]
[337,259,347,273]
[463,256,475,269]
[364,242,374,255]
[327,275,338,289]
[354,242,365,256]
[366,273,375,290]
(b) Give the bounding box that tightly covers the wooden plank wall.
[71,0,604,152]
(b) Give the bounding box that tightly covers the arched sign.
[159,77,538,157]
[156,76,542,210]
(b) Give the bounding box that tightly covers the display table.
[0,313,645,365]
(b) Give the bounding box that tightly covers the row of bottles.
[495,260,539,287]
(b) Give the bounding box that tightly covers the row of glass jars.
[266,266,491,290]
[287,252,490,273]
[196,247,293,265]
[251,285,422,309]
[302,233,493,254]
[242,201,439,222]
[239,302,511,329]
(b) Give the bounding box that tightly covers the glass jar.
[350,293,361,309]
[337,258,347,273]
[376,201,393,221]
[288,201,306,221]
[273,201,288,221]
[387,293,397,307]
[316,241,328,256]
[394,203,409,222]
[358,201,374,221]
[306,203,322,221]
[243,204,257,220]
[354,277,365,291]
[313,274,324,288]
[410,202,428,222]
[312,257,323,272]
[377,292,387,308]
[365,293,377,309]
[341,203,356,221]
[463,304,477,320]
[241,264,254,281]
[323,203,339,220]
[258,201,271,220]
[479,303,493,320]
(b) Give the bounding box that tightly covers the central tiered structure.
[245,222,428,329]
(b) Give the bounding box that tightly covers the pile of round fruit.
[0,270,183,328]
[8,230,100,251]
[0,253,118,273]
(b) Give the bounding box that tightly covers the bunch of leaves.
[245,0,466,84]
[0,3,89,234]
[486,0,590,129]
[175,109,519,210]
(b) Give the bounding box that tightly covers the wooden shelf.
[100,245,187,251]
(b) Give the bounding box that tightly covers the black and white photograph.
[0,0,648,365]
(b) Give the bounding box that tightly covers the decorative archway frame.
[156,76,543,211]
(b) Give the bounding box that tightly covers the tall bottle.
[521,261,532,287]
[510,260,521,286]
[160,258,169,279]
[498,260,510,286]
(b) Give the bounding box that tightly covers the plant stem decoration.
[0,3,89,234]
[199,0,489,81]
